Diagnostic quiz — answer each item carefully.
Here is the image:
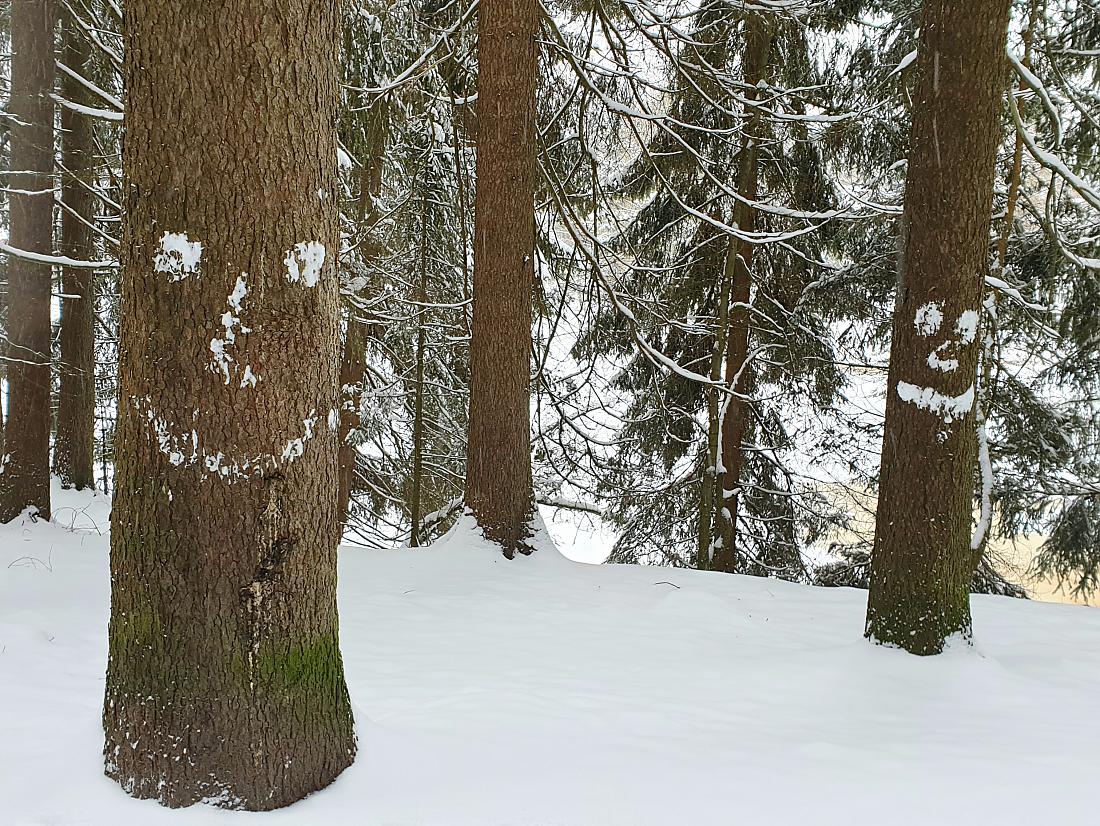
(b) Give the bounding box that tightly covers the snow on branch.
[0,241,113,269]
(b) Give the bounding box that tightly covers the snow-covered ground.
[3,487,1099,825]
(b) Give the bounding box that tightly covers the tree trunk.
[464,0,537,555]
[409,182,430,547]
[54,11,97,491]
[0,0,55,523]
[711,14,774,574]
[337,118,384,528]
[103,1,356,808]
[337,316,366,527]
[865,0,1011,655]
[696,233,728,570]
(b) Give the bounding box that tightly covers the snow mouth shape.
[896,381,974,423]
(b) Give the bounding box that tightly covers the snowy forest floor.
[2,487,1099,825]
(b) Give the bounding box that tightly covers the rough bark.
[54,11,97,491]
[711,14,774,574]
[103,0,356,808]
[465,0,537,555]
[0,0,55,522]
[865,0,1012,655]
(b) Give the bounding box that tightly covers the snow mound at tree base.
[3,485,1099,825]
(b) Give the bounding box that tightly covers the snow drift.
[2,486,1098,825]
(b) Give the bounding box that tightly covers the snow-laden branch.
[345,1,479,96]
[0,241,113,269]
[55,60,123,112]
[1007,83,1100,215]
[51,93,123,122]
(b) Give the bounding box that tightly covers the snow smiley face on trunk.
[897,303,981,427]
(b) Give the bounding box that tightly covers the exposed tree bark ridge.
[0,0,56,522]
[55,10,98,491]
[104,0,355,808]
[866,0,1012,655]
[465,0,538,555]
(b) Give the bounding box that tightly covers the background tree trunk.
[54,10,97,491]
[711,14,774,574]
[337,316,366,527]
[865,0,1012,655]
[464,0,537,555]
[0,0,55,522]
[103,0,355,808]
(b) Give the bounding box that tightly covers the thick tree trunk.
[464,0,537,555]
[103,1,356,808]
[865,0,1011,655]
[0,0,55,523]
[54,12,97,491]
[711,14,774,574]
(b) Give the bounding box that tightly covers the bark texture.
[103,0,355,808]
[54,12,97,491]
[465,0,537,555]
[0,0,55,522]
[865,0,1012,655]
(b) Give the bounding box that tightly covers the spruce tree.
[0,0,55,522]
[54,8,98,491]
[103,0,355,807]
[465,0,538,554]
[865,0,1013,654]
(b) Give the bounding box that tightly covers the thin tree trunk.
[696,234,729,570]
[0,0,55,522]
[336,316,366,526]
[409,177,430,547]
[709,13,774,574]
[465,0,537,555]
[337,110,384,528]
[54,10,97,491]
[103,1,355,808]
[865,0,1012,655]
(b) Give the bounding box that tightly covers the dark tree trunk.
[711,14,774,574]
[865,0,1012,655]
[103,0,356,808]
[464,0,537,555]
[54,11,97,491]
[409,185,430,547]
[337,120,383,529]
[336,316,365,528]
[0,0,55,523]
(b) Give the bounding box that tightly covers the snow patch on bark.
[240,365,258,389]
[971,418,993,550]
[132,397,336,481]
[896,381,974,423]
[209,274,252,384]
[955,310,980,344]
[284,241,326,287]
[913,302,943,336]
[926,342,959,372]
[154,231,203,280]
